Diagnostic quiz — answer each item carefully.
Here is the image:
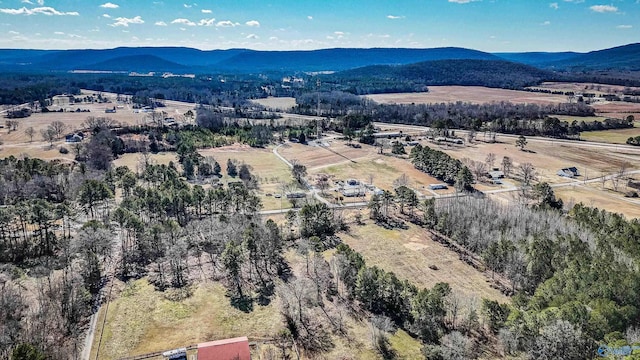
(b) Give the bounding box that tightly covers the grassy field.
[579,125,640,144]
[529,82,637,95]
[92,259,424,359]
[365,86,569,105]
[441,136,640,184]
[555,184,640,219]
[91,279,282,360]
[339,220,509,303]
[251,97,296,111]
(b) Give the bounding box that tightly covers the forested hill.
[212,47,500,72]
[495,43,640,71]
[80,55,189,72]
[0,46,500,73]
[331,59,556,89]
[546,43,640,71]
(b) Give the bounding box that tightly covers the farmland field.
[580,124,640,144]
[251,96,296,111]
[365,86,570,105]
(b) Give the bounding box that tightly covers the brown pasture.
[251,97,297,111]
[365,86,570,105]
[530,82,640,95]
[340,220,510,303]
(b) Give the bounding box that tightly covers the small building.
[342,187,366,197]
[65,133,84,143]
[286,192,306,199]
[489,170,504,179]
[557,167,580,178]
[162,347,187,360]
[197,337,251,360]
[429,183,448,190]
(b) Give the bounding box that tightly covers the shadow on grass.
[230,294,254,313]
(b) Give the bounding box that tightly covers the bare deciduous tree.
[49,121,67,140]
[24,127,35,142]
[501,156,513,178]
[485,153,496,169]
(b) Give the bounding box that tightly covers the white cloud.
[21,0,33,4]
[590,5,618,13]
[198,18,215,26]
[246,34,258,39]
[448,0,480,3]
[550,3,558,9]
[100,2,119,9]
[334,31,344,35]
[103,13,111,18]
[269,36,278,40]
[155,21,167,26]
[37,0,44,4]
[9,30,19,34]
[54,31,64,34]
[387,15,404,19]
[563,0,584,3]
[110,15,144,27]
[183,3,192,8]
[307,15,313,20]
[201,9,211,13]
[245,20,260,27]
[171,18,196,26]
[216,20,239,27]
[0,6,79,16]
[617,24,632,28]
[541,20,551,25]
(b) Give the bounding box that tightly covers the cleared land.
[92,261,423,360]
[555,185,640,219]
[529,82,639,95]
[580,126,640,144]
[251,97,296,111]
[365,86,570,105]
[90,279,281,360]
[339,220,509,303]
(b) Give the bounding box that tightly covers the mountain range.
[0,43,639,74]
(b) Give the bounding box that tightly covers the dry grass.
[579,126,640,144]
[91,279,281,360]
[555,185,640,219]
[340,220,509,303]
[251,97,297,111]
[529,82,638,95]
[442,138,640,184]
[365,86,569,105]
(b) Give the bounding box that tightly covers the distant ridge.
[80,55,188,72]
[335,59,554,89]
[545,43,640,71]
[0,43,638,73]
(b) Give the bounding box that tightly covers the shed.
[197,337,251,360]
[429,184,448,190]
[489,170,504,179]
[557,167,580,178]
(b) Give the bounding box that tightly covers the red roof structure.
[197,337,251,360]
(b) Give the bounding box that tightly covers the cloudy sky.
[0,0,638,52]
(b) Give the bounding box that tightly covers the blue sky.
[0,0,638,52]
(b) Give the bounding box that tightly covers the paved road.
[374,122,640,153]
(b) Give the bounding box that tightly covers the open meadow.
[365,86,570,105]
[339,219,510,303]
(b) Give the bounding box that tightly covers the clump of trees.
[410,144,474,190]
